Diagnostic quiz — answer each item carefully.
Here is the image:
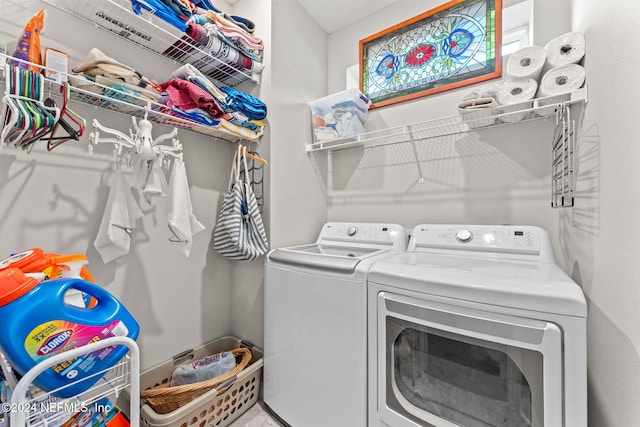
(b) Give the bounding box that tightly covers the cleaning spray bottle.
[0,268,139,398]
[0,248,97,307]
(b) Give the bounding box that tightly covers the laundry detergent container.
[308,88,371,142]
[0,268,139,398]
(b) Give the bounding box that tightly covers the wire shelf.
[307,88,587,208]
[306,90,586,153]
[41,0,262,87]
[0,54,261,143]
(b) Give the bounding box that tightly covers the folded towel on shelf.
[228,112,264,132]
[220,86,267,120]
[161,78,231,119]
[68,74,103,95]
[130,0,188,31]
[190,0,256,33]
[72,48,162,93]
[170,63,228,105]
[95,76,161,104]
[186,22,210,46]
[159,0,192,20]
[189,13,210,25]
[170,106,221,126]
[186,23,262,72]
[204,13,263,51]
[202,22,263,63]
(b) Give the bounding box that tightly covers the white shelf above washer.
[306,88,587,208]
[306,88,587,154]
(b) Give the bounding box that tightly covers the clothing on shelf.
[131,0,189,31]
[71,48,162,95]
[161,78,230,119]
[166,64,266,134]
[69,47,266,140]
[220,86,267,121]
[127,0,264,74]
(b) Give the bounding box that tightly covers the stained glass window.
[360,0,502,108]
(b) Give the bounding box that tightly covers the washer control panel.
[409,224,555,262]
[320,223,408,250]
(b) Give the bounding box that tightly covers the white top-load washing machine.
[264,222,407,427]
[367,224,587,427]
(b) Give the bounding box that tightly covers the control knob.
[347,226,358,237]
[455,229,473,243]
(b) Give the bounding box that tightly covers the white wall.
[269,0,328,249]
[568,0,640,425]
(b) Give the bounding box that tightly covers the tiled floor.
[228,401,286,427]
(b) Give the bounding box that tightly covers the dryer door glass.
[377,293,563,427]
[389,319,540,427]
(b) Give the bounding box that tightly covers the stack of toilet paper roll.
[501,32,586,121]
[458,32,586,125]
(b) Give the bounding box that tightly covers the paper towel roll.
[545,32,586,69]
[497,78,538,123]
[507,46,547,81]
[539,64,586,97]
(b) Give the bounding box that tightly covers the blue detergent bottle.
[0,268,139,398]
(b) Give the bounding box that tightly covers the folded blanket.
[202,22,263,63]
[170,63,228,104]
[159,0,192,20]
[204,12,263,50]
[170,106,221,126]
[72,48,162,93]
[131,0,188,31]
[161,78,230,119]
[220,86,267,120]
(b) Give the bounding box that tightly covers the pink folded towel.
[161,78,230,119]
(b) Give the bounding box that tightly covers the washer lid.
[269,244,387,273]
[369,253,587,317]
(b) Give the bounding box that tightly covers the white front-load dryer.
[264,222,407,427]
[368,224,587,427]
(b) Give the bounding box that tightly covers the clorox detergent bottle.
[0,268,139,397]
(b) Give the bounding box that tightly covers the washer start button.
[455,229,473,243]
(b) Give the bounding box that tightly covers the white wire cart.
[2,337,140,427]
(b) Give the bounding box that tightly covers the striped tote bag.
[213,145,268,260]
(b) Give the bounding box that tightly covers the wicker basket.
[140,347,252,414]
